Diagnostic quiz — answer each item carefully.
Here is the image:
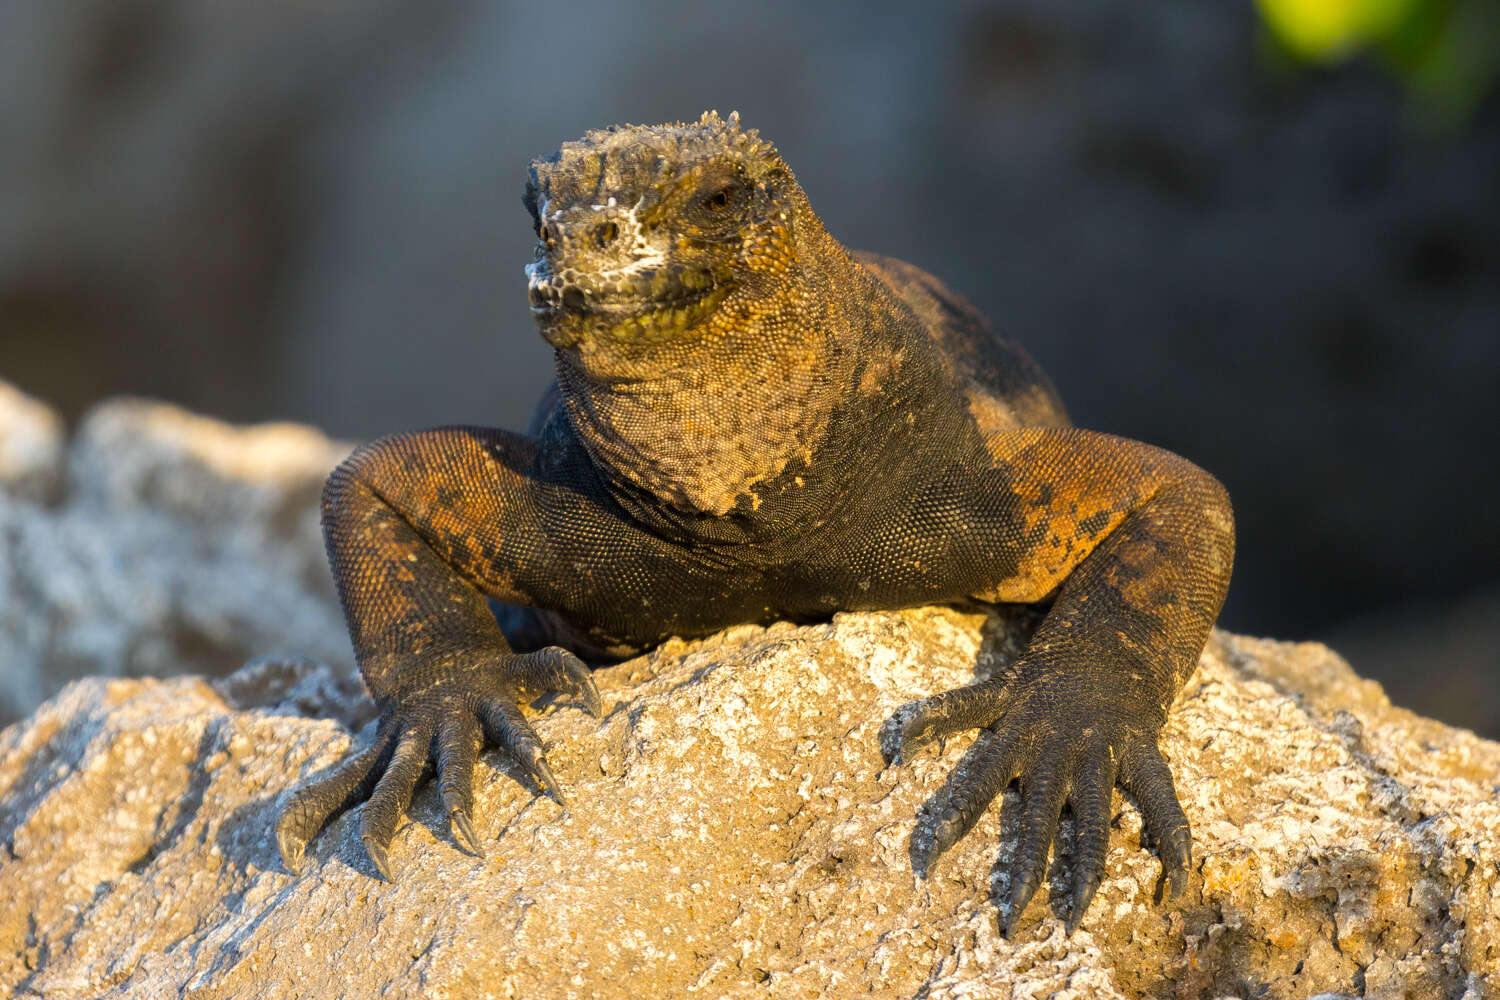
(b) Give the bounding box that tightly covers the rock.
[1,607,1496,999]
[1323,589,1500,740]
[0,381,64,503]
[0,382,352,725]
[1,386,1496,994]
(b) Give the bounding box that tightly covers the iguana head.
[524,112,801,369]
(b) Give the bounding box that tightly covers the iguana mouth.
[527,264,733,346]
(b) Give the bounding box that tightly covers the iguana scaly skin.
[275,112,1235,935]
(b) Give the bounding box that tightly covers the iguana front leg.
[894,427,1234,935]
[275,427,602,878]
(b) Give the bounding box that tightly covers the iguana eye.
[704,186,735,211]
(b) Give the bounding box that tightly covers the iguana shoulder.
[854,251,1069,435]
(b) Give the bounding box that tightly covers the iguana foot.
[276,646,601,879]
[892,665,1190,936]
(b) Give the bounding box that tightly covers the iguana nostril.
[595,221,619,249]
[540,224,556,250]
[562,286,586,313]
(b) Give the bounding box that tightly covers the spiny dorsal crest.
[571,111,775,162]
[526,112,786,224]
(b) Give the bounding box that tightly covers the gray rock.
[0,383,352,725]
[0,381,64,503]
[1,608,1496,998]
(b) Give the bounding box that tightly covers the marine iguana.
[274,111,1235,935]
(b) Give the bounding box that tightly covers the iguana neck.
[556,220,875,518]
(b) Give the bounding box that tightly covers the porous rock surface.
[2,608,1498,999]
[1,386,1497,998]
[0,381,352,725]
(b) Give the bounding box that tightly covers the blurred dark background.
[2,1,1498,733]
